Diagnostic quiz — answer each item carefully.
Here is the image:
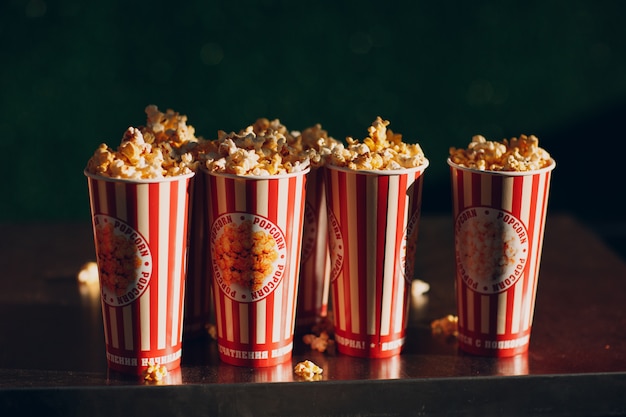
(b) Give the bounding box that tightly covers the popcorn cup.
[85,170,194,375]
[448,159,556,357]
[296,166,331,331]
[325,162,429,358]
[183,173,214,339]
[203,168,309,367]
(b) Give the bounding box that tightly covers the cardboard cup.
[204,168,309,367]
[183,173,214,339]
[296,166,331,331]
[325,162,429,358]
[85,170,195,375]
[448,159,556,357]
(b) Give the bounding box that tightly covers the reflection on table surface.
[1,214,625,387]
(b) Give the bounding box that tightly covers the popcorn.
[95,221,141,295]
[302,315,336,355]
[291,123,341,168]
[328,117,427,170]
[457,215,520,281]
[203,118,310,176]
[431,315,459,337]
[86,105,201,179]
[294,360,323,381]
[143,364,168,383]
[212,220,279,291]
[449,134,552,172]
[77,261,99,285]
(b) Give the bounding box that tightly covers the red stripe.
[511,176,523,218]
[471,169,482,207]
[356,173,369,335]
[375,175,389,337]
[336,170,352,333]
[148,183,160,351]
[491,174,503,210]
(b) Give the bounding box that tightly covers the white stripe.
[97,180,109,214]
[510,278,523,334]
[253,179,267,216]
[109,306,119,348]
[140,288,151,350]
[501,177,514,212]
[217,176,228,215]
[480,173,492,206]
[123,305,133,350]
[170,181,186,347]
[224,297,234,341]
[157,182,170,350]
[115,182,127,220]
[272,284,283,342]
[380,176,398,336]
[137,185,150,241]
[463,171,473,207]
[101,303,109,346]
[367,175,381,336]
[520,176,532,224]
[393,273,406,333]
[256,299,266,344]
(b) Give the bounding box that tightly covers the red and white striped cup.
[296,166,331,331]
[85,171,195,375]
[325,162,429,358]
[203,168,308,367]
[448,159,556,357]
[184,173,214,339]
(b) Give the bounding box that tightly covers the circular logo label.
[210,213,287,302]
[455,207,529,294]
[327,209,344,282]
[299,201,317,264]
[93,215,152,306]
[400,210,420,283]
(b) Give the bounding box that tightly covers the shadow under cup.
[448,159,556,357]
[84,170,195,375]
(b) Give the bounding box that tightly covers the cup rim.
[84,168,195,183]
[325,158,430,176]
[200,165,311,180]
[446,158,556,176]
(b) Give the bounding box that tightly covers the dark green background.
[2,0,625,225]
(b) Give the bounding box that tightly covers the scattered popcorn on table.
[294,360,323,381]
[85,105,201,179]
[205,323,217,340]
[143,363,168,383]
[328,117,427,170]
[411,279,430,297]
[203,118,310,176]
[449,134,552,172]
[431,315,459,337]
[302,315,336,355]
[77,261,99,285]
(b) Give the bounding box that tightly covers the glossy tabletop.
[1,214,626,416]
